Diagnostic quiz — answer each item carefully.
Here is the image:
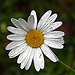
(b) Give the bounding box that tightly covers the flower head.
[6,10,65,72]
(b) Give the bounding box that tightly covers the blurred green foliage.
[0,0,75,75]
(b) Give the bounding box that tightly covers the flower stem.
[58,60,75,72]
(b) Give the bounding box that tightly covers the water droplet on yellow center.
[26,30,44,48]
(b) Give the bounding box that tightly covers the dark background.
[0,0,75,75]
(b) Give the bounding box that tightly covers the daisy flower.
[6,10,65,72]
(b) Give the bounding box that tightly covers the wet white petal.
[43,22,62,34]
[6,40,25,50]
[25,48,34,70]
[28,15,34,30]
[11,18,22,28]
[44,39,64,49]
[7,26,27,35]
[7,34,25,41]
[40,14,57,32]
[8,43,27,58]
[34,48,40,72]
[18,18,30,31]
[41,44,59,62]
[30,10,37,29]
[37,10,52,30]
[20,46,32,69]
[44,31,65,38]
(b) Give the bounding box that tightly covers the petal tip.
[36,69,40,72]
[5,46,8,50]
[54,13,58,18]
[31,10,36,14]
[7,26,11,31]
[20,65,24,69]
[8,54,12,58]
[7,35,11,40]
[7,35,9,40]
[17,58,21,64]
[11,18,14,22]
[11,18,17,23]
[48,10,52,13]
[59,21,62,26]
[52,58,59,62]
[18,18,22,21]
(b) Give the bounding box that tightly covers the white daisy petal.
[25,48,34,70]
[42,22,62,34]
[51,22,62,30]
[5,40,25,50]
[8,43,27,58]
[37,48,44,69]
[18,18,30,31]
[30,10,37,29]
[44,31,65,38]
[28,15,34,30]
[7,26,27,35]
[45,37,64,44]
[11,18,22,28]
[56,37,64,44]
[20,46,32,69]
[40,14,57,32]
[33,48,44,71]
[7,34,25,41]
[17,46,32,64]
[34,48,40,72]
[46,14,57,23]
[37,10,52,30]
[41,44,59,62]
[44,39,64,49]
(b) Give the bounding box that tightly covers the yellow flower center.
[26,30,44,48]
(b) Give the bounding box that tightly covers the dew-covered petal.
[6,40,25,50]
[41,44,59,62]
[7,34,25,41]
[7,26,27,35]
[37,10,52,30]
[30,10,37,29]
[8,43,27,58]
